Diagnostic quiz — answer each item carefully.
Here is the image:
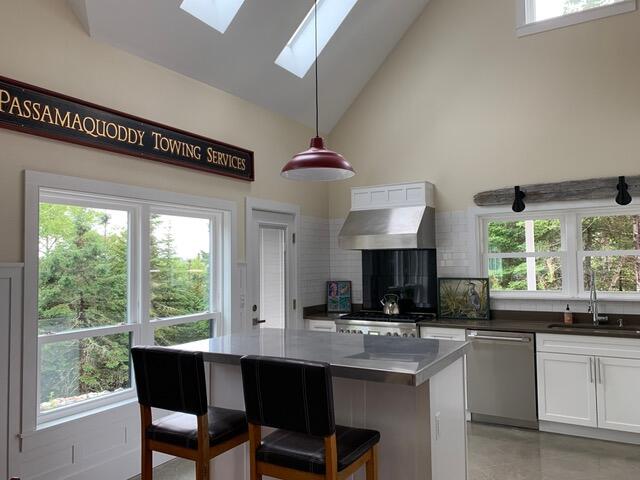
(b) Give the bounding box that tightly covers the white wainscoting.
[4,262,174,480]
[1,265,21,480]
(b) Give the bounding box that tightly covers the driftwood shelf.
[474,176,640,207]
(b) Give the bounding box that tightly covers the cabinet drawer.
[305,319,336,332]
[536,334,640,359]
[420,327,466,341]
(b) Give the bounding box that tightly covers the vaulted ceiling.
[69,0,430,132]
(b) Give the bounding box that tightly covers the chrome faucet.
[588,269,608,326]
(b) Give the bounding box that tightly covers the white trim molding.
[245,197,302,331]
[471,199,640,301]
[516,0,637,37]
[2,264,23,480]
[18,170,238,479]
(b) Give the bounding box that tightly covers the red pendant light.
[281,1,355,182]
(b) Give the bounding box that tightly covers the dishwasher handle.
[467,332,532,343]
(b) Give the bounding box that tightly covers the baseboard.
[539,421,640,445]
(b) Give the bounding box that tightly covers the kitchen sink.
[548,323,640,335]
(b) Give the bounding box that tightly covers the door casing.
[245,197,301,331]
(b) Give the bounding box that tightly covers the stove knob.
[386,332,392,336]
[393,332,399,337]
[410,333,416,338]
[339,329,344,333]
[358,330,363,334]
[402,333,408,337]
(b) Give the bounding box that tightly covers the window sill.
[29,396,138,436]
[492,292,640,302]
[516,0,637,37]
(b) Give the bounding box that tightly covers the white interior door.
[249,210,296,329]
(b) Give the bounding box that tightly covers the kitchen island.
[175,328,470,480]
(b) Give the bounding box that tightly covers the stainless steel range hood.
[338,205,436,250]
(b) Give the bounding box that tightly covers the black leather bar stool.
[240,355,380,480]
[131,346,248,480]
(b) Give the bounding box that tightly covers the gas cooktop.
[339,311,436,324]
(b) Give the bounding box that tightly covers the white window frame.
[474,199,640,301]
[24,171,236,431]
[516,0,636,37]
[482,212,570,298]
[577,209,640,297]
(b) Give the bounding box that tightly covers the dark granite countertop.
[303,307,640,339]
[417,317,640,339]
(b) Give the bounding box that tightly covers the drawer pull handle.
[468,334,531,343]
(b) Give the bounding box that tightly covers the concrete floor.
[133,423,640,480]
[467,423,640,480]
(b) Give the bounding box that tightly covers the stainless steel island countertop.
[174,328,469,386]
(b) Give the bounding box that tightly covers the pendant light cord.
[314,0,319,138]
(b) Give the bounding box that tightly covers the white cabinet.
[420,326,466,341]
[596,356,640,433]
[537,352,597,427]
[536,334,640,435]
[421,326,469,414]
[304,319,337,332]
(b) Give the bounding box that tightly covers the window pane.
[584,256,640,292]
[535,257,563,291]
[154,320,213,346]
[582,215,640,251]
[531,0,624,22]
[150,214,210,319]
[489,257,562,291]
[488,221,525,253]
[40,332,132,413]
[38,203,128,334]
[488,219,560,253]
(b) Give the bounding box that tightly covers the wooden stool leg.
[324,434,338,480]
[196,459,210,480]
[141,442,153,480]
[140,405,153,480]
[248,423,262,480]
[365,445,378,480]
[196,414,210,480]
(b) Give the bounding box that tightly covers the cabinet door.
[596,356,640,433]
[537,353,597,427]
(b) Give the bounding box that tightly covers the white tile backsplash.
[300,216,330,307]
[435,211,472,278]
[301,211,640,315]
[330,219,363,304]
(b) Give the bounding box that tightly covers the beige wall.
[0,0,328,263]
[329,0,640,217]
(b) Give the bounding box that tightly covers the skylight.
[275,0,358,79]
[180,0,245,34]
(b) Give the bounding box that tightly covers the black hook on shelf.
[615,176,632,206]
[512,186,526,212]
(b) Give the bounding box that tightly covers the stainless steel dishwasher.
[466,330,538,429]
